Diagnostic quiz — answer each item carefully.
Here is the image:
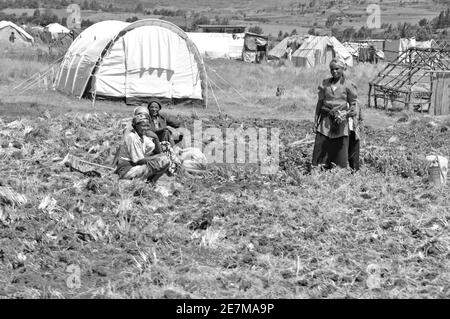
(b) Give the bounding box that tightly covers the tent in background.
[0,20,34,45]
[291,36,353,68]
[384,38,416,61]
[45,23,71,39]
[243,32,268,63]
[269,35,352,68]
[343,41,384,63]
[416,40,433,49]
[268,35,305,60]
[187,32,244,59]
[55,19,207,106]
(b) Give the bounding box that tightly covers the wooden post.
[374,88,378,109]
[405,92,411,111]
[406,49,412,111]
[429,72,434,115]
[92,91,96,110]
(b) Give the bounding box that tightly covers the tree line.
[0,0,192,16]
[326,7,450,42]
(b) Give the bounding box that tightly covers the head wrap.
[133,105,150,117]
[147,98,162,110]
[132,113,150,126]
[329,57,346,69]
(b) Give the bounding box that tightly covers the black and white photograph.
[0,0,448,304]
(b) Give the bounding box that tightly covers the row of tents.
[268,34,353,68]
[53,19,379,106]
[12,18,450,110]
[53,20,267,106]
[4,18,422,69]
[0,20,71,46]
[3,18,446,66]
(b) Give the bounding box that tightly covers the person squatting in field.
[114,114,170,184]
[312,57,361,170]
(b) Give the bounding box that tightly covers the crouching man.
[114,114,170,184]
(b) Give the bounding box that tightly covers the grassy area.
[0,57,389,125]
[0,109,449,299]
[0,56,449,299]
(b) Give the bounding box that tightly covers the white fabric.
[384,38,416,62]
[400,38,416,62]
[348,117,354,131]
[426,155,448,185]
[126,26,177,71]
[56,19,204,101]
[187,32,244,59]
[243,50,256,63]
[0,20,34,42]
[56,20,129,97]
[45,23,70,35]
[179,147,207,171]
[416,40,432,49]
[343,42,362,57]
[330,37,353,67]
[94,22,202,99]
[94,37,126,97]
[292,36,352,68]
[64,20,128,64]
[268,35,306,59]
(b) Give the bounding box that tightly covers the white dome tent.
[55,19,207,106]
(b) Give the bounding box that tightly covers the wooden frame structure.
[368,47,450,114]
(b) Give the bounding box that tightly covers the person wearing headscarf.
[114,114,170,184]
[312,57,359,169]
[121,104,162,154]
[147,99,182,146]
[122,105,151,135]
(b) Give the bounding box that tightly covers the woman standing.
[312,58,359,169]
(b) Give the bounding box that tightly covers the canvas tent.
[243,32,268,63]
[55,19,207,106]
[343,41,384,63]
[269,35,352,68]
[45,23,71,39]
[187,32,244,59]
[0,21,34,45]
[268,35,305,60]
[292,36,352,68]
[384,38,416,62]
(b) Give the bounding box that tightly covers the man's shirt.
[119,129,155,164]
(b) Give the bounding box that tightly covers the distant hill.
[0,0,446,39]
